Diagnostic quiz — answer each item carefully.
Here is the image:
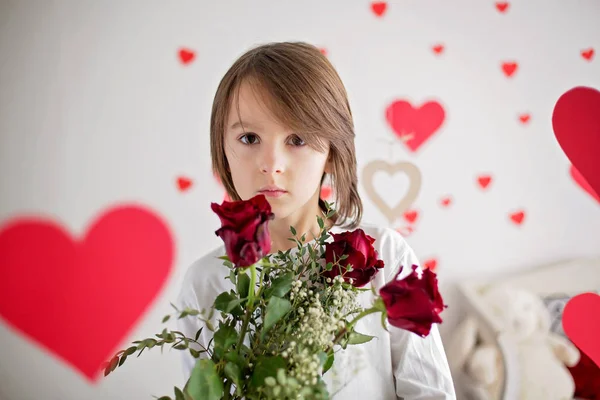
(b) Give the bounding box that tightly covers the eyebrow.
[229,121,260,130]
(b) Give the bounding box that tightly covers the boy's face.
[224,80,331,222]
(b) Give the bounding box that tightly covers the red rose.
[380,265,445,337]
[210,194,275,268]
[322,229,385,287]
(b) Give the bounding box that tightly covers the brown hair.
[210,41,363,229]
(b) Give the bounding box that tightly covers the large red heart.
[0,205,174,382]
[552,86,600,199]
[570,165,600,203]
[385,100,446,152]
[563,293,600,368]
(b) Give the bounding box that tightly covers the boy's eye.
[239,133,306,147]
[239,133,258,145]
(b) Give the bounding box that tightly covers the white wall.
[1,1,599,399]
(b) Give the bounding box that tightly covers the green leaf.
[174,386,185,400]
[214,292,237,313]
[118,354,128,366]
[264,272,294,298]
[317,216,324,229]
[213,323,237,358]
[162,314,171,323]
[125,346,137,356]
[262,297,291,337]
[237,272,250,299]
[347,331,375,345]
[224,362,242,393]
[194,327,203,342]
[290,225,297,235]
[185,359,224,400]
[322,351,335,374]
[250,355,286,389]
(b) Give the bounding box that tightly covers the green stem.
[247,264,257,309]
[325,306,382,354]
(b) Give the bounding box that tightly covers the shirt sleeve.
[389,245,457,399]
[175,282,211,382]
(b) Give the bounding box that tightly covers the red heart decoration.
[371,1,387,17]
[563,293,600,368]
[495,2,510,13]
[509,210,525,225]
[319,48,328,56]
[552,86,600,199]
[519,113,531,124]
[424,258,438,272]
[440,196,452,207]
[0,205,174,381]
[385,100,445,152]
[581,48,595,61]
[403,210,419,224]
[501,62,518,77]
[570,165,600,203]
[432,44,445,55]
[320,185,333,200]
[477,175,492,189]
[177,176,193,192]
[178,48,196,65]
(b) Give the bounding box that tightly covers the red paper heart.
[440,196,452,207]
[570,165,600,203]
[178,48,196,65]
[581,48,595,61]
[552,86,600,199]
[501,62,518,77]
[403,210,419,224]
[0,205,174,381]
[320,185,333,200]
[509,210,525,225]
[519,113,531,124]
[432,44,444,55]
[176,176,193,192]
[495,2,509,13]
[477,175,492,189]
[385,100,445,152]
[424,258,438,272]
[371,1,387,17]
[563,293,600,368]
[319,48,328,56]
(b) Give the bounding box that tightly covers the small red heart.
[501,61,518,77]
[563,293,600,368]
[319,48,328,56]
[509,210,525,225]
[176,176,193,192]
[581,48,595,61]
[320,185,333,200]
[403,210,419,224]
[0,205,174,381]
[424,258,438,272]
[385,100,446,152]
[432,44,445,55]
[477,175,492,189]
[371,1,387,17]
[178,48,196,65]
[495,2,510,13]
[552,86,600,200]
[440,196,452,207]
[519,113,531,124]
[570,165,600,203]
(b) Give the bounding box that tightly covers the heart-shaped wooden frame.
[362,160,422,223]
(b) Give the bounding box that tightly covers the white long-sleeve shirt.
[176,222,456,399]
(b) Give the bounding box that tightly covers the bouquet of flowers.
[104,194,446,400]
